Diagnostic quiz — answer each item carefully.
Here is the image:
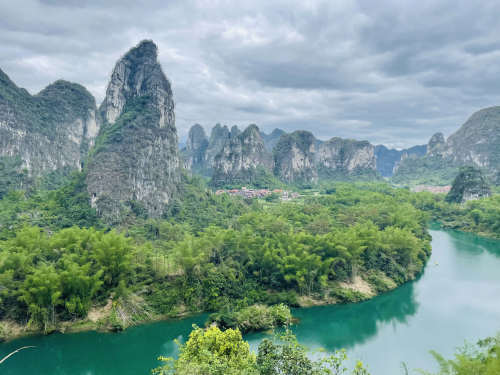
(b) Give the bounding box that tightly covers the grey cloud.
[1,0,500,147]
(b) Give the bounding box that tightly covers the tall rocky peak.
[186,124,208,152]
[205,123,231,169]
[230,125,241,138]
[427,132,446,156]
[262,128,287,152]
[211,124,273,187]
[100,40,174,130]
[316,138,376,178]
[183,124,208,171]
[446,166,491,203]
[0,68,99,178]
[86,40,180,221]
[273,130,318,183]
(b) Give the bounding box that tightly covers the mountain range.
[0,39,498,220]
[181,123,378,186]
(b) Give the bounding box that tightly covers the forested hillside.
[0,177,432,340]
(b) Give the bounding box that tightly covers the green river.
[1,228,499,375]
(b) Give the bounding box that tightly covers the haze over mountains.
[0,40,499,220]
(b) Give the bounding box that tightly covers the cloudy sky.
[2,0,500,148]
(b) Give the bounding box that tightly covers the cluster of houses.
[411,185,451,194]
[215,187,300,200]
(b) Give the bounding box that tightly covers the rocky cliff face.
[211,124,273,186]
[316,138,376,178]
[204,124,231,172]
[273,132,377,184]
[446,166,491,203]
[426,132,446,156]
[273,131,318,183]
[0,68,99,179]
[182,123,241,175]
[86,40,180,221]
[182,124,208,171]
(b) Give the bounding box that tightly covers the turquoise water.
[1,228,499,374]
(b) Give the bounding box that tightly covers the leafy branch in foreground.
[153,325,370,375]
[418,334,500,375]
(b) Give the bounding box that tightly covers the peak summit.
[124,40,158,62]
[100,40,173,126]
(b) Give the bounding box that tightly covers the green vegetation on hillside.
[0,156,30,199]
[407,189,500,239]
[0,172,100,240]
[445,166,491,203]
[391,155,459,186]
[210,165,284,190]
[0,178,431,337]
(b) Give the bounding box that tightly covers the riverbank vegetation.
[153,325,370,375]
[0,176,432,339]
[406,189,500,239]
[206,304,292,333]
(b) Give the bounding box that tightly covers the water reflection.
[0,314,207,375]
[291,280,418,351]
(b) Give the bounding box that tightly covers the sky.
[2,0,500,148]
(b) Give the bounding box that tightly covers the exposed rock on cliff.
[426,132,446,156]
[273,132,377,184]
[316,138,377,179]
[86,40,180,221]
[204,124,231,172]
[0,68,99,180]
[211,124,273,187]
[446,166,491,203]
[230,125,241,139]
[182,124,208,172]
[273,131,318,183]
[183,123,378,185]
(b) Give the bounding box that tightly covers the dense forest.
[0,173,434,339]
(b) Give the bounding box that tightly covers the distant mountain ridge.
[181,124,379,186]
